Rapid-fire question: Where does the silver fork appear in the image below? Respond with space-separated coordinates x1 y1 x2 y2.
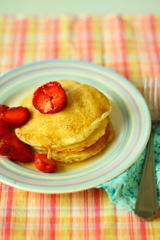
134 76 160 220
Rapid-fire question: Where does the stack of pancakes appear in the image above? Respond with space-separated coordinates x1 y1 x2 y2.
15 80 114 163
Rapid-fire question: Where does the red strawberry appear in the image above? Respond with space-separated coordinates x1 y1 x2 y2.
3 106 31 128
3 132 34 163
32 81 67 114
0 137 9 156
0 119 10 139
34 153 57 173
0 104 9 119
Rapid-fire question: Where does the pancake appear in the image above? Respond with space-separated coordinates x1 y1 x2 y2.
34 122 114 163
15 80 112 148
15 80 114 163
42 117 109 153
33 117 109 154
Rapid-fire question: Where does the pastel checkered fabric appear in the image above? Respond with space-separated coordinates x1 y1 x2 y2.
0 15 160 240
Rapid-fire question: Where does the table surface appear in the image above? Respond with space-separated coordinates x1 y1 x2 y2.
0 14 160 240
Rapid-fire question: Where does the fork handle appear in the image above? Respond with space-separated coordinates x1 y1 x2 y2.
134 128 158 220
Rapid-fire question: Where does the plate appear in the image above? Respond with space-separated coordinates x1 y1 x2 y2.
0 60 150 193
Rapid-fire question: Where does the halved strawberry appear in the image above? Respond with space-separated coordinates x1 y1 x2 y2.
34 153 57 173
32 81 67 114
0 104 9 119
3 132 34 163
0 119 10 139
3 106 31 128
0 137 9 156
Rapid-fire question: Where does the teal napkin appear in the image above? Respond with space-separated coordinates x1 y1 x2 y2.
97 126 160 211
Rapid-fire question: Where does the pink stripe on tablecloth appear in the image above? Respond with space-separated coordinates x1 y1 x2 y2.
94 190 101 239
39 194 44 240
107 16 121 73
113 206 118 238
150 16 160 60
18 18 27 65
77 18 85 61
4 187 14 240
117 17 130 79
84 191 89 239
69 193 73 240
76 17 93 62
9 17 17 69
128 212 135 240
148 15 160 76
50 194 57 239
85 17 93 62
52 18 60 59
24 192 29 240
140 219 147 240
142 16 156 77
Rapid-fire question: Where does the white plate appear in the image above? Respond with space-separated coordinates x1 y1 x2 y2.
0 60 150 193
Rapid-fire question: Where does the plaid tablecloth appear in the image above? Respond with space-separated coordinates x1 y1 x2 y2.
0 15 160 240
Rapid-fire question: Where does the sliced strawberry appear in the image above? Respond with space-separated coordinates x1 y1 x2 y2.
3 106 31 128
0 119 10 139
0 137 10 156
34 153 57 173
32 81 67 114
0 104 9 119
3 133 34 163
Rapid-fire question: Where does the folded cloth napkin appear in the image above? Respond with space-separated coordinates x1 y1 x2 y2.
97 126 160 211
